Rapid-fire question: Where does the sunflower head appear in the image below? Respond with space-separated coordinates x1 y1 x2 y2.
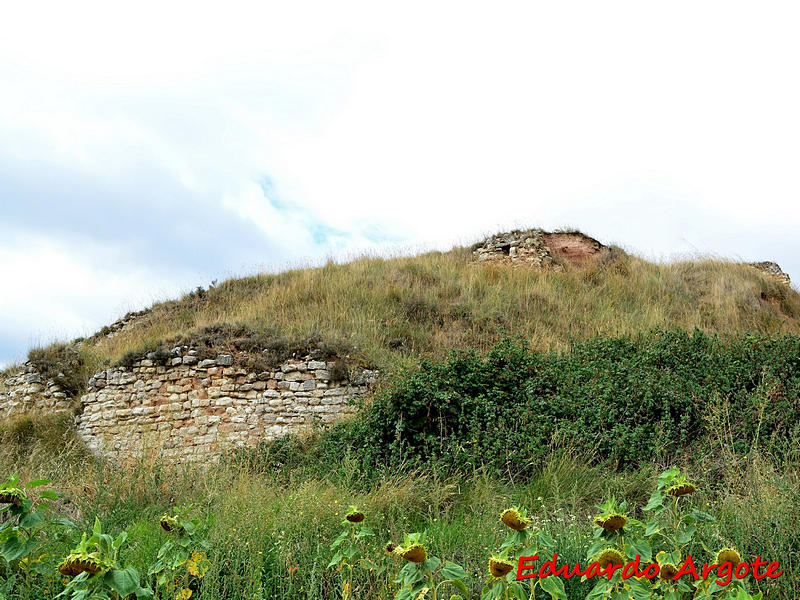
666 482 697 497
0 486 26 506
57 553 107 577
159 514 183 533
500 506 530 531
593 513 627 531
345 505 365 523
591 548 625 569
396 543 427 563
385 542 397 555
716 547 742 566
488 556 515 578
659 562 679 581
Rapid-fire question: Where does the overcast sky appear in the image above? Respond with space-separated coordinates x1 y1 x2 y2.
2 1 799 367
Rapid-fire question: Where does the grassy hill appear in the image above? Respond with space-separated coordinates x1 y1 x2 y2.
56 243 800 385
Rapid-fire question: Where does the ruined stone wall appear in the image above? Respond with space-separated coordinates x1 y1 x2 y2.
1 353 377 463
471 228 606 268
0 368 72 419
748 261 791 286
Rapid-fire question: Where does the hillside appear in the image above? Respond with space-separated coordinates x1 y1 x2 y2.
32 231 800 389
2 230 800 600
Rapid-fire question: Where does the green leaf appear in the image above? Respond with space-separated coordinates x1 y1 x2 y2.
424 556 441 573
326 552 343 568
624 539 652 563
707 580 729 596
657 467 680 489
445 579 470 597
675 525 696 545
539 575 567 599
481 583 503 600
395 585 415 600
39 490 59 501
24 479 50 489
628 576 652 600
105 567 140 597
19 512 43 529
330 530 348 549
586 579 613 600
537 530 556 550
688 509 715 523
1 536 37 561
508 582 528 600
644 519 661 536
643 490 664 511
441 561 467 580
665 590 682 600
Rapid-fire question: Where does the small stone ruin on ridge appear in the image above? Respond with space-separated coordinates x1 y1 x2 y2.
470 228 608 269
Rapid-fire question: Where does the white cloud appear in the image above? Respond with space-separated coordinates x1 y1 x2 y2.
1 1 799 363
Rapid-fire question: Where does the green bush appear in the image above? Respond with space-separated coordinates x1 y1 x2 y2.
302 330 800 478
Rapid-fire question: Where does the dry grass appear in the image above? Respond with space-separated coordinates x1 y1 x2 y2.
71 248 800 376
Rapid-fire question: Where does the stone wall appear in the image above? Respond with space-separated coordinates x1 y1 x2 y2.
1 352 377 464
0 368 72 419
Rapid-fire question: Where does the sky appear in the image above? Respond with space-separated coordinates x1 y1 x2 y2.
2 1 800 367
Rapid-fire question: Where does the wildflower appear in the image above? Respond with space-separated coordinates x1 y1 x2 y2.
500 506 530 531
666 482 697 497
177 589 192 600
716 548 742 566
591 548 625 569
488 556 515 578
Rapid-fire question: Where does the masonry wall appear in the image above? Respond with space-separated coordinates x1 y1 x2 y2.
0 369 72 419
1 352 377 464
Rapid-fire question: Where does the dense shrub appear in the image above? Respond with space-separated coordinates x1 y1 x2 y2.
306 330 800 477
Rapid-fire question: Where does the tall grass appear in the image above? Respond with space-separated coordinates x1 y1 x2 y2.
2 435 798 599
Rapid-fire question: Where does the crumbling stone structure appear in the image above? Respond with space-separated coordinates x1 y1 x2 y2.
748 261 791 285
471 228 606 268
1 350 376 463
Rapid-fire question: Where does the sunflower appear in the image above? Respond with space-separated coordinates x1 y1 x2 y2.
593 513 627 531
500 507 530 531
659 562 679 581
395 544 427 563
57 553 106 577
0 486 26 506
160 515 183 533
345 506 365 523
716 548 742 566
591 548 625 569
385 542 397 555
488 556 515 578
666 482 697 497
